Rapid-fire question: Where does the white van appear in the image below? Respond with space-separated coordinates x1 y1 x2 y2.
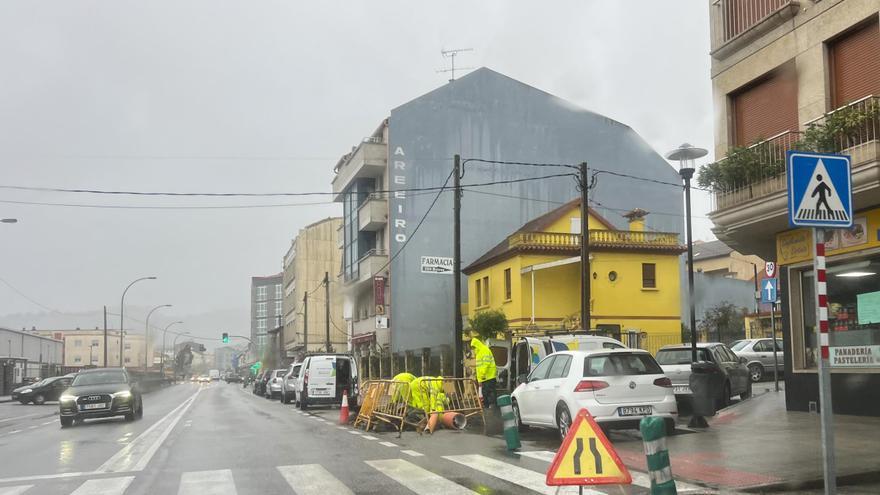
490 334 627 392
294 353 359 410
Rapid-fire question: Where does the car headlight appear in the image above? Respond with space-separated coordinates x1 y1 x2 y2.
112 391 132 399
22 388 33 394
59 395 77 402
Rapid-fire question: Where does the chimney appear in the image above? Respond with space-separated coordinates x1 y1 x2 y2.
623 208 649 232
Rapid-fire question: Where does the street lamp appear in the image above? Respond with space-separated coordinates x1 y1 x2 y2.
145 304 172 371
666 143 708 364
120 276 156 367
160 321 184 374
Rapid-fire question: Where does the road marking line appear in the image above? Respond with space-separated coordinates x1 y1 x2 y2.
27 425 38 429
0 472 93 484
97 388 201 473
517 450 556 462
362 435 378 440
41 421 55 426
178 469 236 495
366 459 477 495
7 430 20 434
400 450 423 457
336 426 347 430
444 454 594 495
379 441 397 447
0 485 34 495
0 414 40 423
70 475 135 495
277 464 353 495
347 430 362 435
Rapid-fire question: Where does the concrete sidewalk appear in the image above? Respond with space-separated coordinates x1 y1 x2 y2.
614 385 880 492
0 396 11 403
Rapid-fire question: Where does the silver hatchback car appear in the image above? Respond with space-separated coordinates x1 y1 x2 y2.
730 338 784 382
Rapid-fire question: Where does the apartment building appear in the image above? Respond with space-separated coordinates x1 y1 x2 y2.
332 67 686 377
250 273 283 356
706 1 879 415
282 217 344 360
31 328 145 368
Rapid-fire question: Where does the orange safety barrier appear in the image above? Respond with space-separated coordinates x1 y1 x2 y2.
353 380 379 430
413 377 486 434
365 380 414 437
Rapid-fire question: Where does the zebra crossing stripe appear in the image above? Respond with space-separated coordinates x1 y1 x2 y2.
366 459 477 495
277 465 353 495
0 486 33 495
444 454 601 495
70 476 135 495
178 470 236 495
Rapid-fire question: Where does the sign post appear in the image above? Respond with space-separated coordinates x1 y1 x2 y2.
760 276 780 392
787 151 853 495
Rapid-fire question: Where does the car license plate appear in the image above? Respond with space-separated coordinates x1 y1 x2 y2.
82 403 107 410
673 386 692 394
618 406 652 416
311 388 330 396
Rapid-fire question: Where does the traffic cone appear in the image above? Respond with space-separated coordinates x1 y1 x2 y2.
425 412 439 434
339 390 350 425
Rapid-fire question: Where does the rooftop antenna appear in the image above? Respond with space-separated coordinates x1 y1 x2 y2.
437 48 474 82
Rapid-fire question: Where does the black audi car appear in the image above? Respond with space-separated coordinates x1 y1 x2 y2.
59 368 143 427
11 374 76 404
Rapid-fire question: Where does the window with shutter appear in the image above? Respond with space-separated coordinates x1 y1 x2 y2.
731 63 798 146
830 18 880 108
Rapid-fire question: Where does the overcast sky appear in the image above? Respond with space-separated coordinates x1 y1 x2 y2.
0 1 715 342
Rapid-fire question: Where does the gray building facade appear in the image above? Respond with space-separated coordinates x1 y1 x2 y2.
1 327 64 394
388 68 684 353
250 273 283 356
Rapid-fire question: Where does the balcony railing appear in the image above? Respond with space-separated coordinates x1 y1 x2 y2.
716 0 796 45
803 96 880 154
508 230 680 250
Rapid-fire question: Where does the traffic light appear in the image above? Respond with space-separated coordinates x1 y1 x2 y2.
222 332 229 344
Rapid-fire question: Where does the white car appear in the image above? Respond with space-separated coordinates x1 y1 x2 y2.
511 349 677 440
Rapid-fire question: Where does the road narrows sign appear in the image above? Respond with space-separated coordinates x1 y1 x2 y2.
546 409 632 486
787 151 852 228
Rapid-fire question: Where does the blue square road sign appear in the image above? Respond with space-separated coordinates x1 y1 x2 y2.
761 278 778 304
787 151 852 228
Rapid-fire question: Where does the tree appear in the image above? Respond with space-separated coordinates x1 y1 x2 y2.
468 309 509 341
699 302 746 344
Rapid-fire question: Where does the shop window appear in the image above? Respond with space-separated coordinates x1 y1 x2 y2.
797 256 880 370
503 268 512 301
642 263 656 288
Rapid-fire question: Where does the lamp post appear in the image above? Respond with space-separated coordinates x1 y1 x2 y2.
119 276 156 367
145 304 172 371
666 143 708 363
160 321 184 374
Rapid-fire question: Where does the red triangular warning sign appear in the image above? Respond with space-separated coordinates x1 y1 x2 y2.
546 408 632 486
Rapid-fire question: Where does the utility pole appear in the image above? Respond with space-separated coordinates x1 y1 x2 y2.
579 162 591 332
453 154 463 377
324 272 331 352
103 306 108 368
302 291 308 353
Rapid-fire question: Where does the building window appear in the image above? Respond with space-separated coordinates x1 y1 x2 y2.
124 343 131 350
74 340 82 347
504 268 512 301
475 280 482 307
274 300 282 315
275 284 282 300
482 276 490 306
257 319 267 332
642 263 656 288
91 339 99 346
124 357 131 364
730 63 798 146
796 254 880 370
257 302 267 318
829 18 880 108
275 316 282 328
256 286 267 301
74 356 82 363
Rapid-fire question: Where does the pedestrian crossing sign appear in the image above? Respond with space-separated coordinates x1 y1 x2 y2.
546 408 632 486
787 151 852 228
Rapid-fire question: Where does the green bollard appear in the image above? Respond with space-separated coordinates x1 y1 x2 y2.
639 416 677 495
496 395 521 451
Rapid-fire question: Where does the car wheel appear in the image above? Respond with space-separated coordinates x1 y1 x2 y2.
60 416 74 428
32 394 45 405
136 399 144 419
740 382 752 400
716 382 731 410
19 399 29 405
748 364 764 383
125 411 135 421
511 399 528 432
556 403 573 442
299 393 308 410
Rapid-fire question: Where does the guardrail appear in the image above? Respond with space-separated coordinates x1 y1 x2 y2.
716 0 795 45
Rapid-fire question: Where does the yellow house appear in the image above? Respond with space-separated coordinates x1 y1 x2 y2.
463 199 685 353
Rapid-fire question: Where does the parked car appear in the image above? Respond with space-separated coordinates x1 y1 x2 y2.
224 373 241 383
511 349 677 440
294 353 359 410
730 338 784 382
281 363 302 404
12 374 76 404
198 375 211 383
253 372 271 396
58 368 143 427
265 369 287 399
655 343 751 409
490 334 628 392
